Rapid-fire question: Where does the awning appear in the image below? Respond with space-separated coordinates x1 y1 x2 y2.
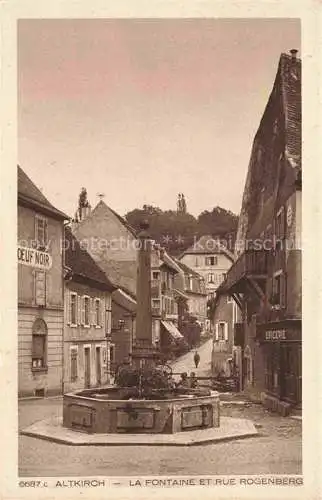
161 320 184 340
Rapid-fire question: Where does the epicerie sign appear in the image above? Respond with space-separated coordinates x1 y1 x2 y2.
17 246 52 270
265 329 286 341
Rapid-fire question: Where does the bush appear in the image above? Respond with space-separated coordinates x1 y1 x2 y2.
115 365 175 396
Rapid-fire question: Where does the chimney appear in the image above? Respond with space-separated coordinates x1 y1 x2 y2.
290 49 298 61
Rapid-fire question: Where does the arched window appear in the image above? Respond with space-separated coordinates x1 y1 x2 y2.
32 318 47 369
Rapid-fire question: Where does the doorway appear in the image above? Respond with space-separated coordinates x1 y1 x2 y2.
84 347 91 388
96 346 101 386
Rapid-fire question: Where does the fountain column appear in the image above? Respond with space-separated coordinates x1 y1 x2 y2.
132 220 159 368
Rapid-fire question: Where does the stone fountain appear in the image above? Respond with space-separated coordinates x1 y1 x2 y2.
63 221 220 434
22 222 257 445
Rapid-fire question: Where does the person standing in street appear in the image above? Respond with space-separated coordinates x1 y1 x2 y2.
194 350 200 368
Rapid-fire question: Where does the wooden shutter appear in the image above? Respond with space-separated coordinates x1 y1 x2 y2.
90 298 95 326
76 295 81 326
280 273 286 308
80 296 85 325
35 271 46 306
66 290 70 325
44 219 48 247
224 323 229 341
101 299 104 329
281 207 285 239
70 348 78 381
215 323 219 341
34 217 38 244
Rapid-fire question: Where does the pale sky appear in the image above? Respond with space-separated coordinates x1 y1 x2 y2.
18 18 300 219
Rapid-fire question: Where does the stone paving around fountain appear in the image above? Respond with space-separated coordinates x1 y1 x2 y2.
21 415 258 446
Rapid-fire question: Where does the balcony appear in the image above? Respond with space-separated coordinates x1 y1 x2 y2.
221 250 268 294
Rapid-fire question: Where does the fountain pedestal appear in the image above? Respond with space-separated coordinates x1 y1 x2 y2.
132 221 160 368
63 389 220 434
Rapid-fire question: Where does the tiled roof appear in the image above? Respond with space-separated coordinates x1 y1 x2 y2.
180 235 234 261
112 288 137 312
280 53 301 169
18 165 68 220
77 200 137 237
173 258 202 278
160 251 182 273
256 52 301 170
64 226 116 290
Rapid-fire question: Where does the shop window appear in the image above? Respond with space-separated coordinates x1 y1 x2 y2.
31 318 47 370
34 271 46 306
70 347 78 382
35 215 48 250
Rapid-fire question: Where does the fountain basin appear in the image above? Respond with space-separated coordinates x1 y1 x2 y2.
63 388 220 434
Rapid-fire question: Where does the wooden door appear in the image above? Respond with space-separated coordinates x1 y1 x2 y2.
96 347 101 386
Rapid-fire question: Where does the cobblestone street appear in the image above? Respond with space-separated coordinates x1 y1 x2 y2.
19 398 302 477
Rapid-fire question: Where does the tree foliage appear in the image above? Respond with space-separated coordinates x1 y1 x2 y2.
125 204 238 255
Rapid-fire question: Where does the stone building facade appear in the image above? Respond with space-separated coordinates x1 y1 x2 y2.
71 200 138 295
179 235 234 301
18 166 68 397
173 259 207 330
150 247 184 357
111 287 137 370
218 51 301 413
63 227 116 393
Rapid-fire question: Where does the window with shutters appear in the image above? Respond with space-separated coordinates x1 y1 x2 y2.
35 215 48 250
208 273 215 284
34 271 46 306
205 256 217 266
31 318 47 370
70 347 78 381
218 322 226 341
271 272 285 308
70 293 77 326
272 274 281 306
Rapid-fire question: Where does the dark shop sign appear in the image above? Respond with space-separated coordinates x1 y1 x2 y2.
257 323 301 342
